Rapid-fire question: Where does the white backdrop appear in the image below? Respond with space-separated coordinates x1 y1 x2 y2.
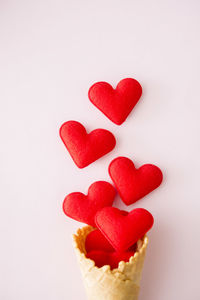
1 1 200 299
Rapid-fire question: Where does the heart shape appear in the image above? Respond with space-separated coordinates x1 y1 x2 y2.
109 157 163 205
85 229 114 253
95 207 154 251
60 121 116 168
88 78 142 125
86 249 135 270
85 229 137 253
63 181 116 227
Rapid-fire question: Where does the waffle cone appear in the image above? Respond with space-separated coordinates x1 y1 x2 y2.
73 226 148 300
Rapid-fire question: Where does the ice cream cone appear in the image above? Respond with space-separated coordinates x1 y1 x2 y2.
73 226 148 300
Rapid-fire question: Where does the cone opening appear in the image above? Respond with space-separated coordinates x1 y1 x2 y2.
73 225 148 273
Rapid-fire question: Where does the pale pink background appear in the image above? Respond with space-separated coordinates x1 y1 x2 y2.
0 0 200 299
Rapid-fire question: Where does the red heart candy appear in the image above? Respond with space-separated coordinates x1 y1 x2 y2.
109 157 163 205
86 250 135 270
63 181 116 227
85 229 115 253
88 78 142 125
95 207 154 252
60 121 116 168
85 229 137 253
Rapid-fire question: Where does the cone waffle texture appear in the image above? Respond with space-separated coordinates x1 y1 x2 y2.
73 226 148 300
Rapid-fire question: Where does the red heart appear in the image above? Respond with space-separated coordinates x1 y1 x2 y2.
86 250 135 270
85 229 137 253
85 229 114 252
95 207 154 252
59 121 116 168
63 181 116 227
88 78 142 125
109 157 163 205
